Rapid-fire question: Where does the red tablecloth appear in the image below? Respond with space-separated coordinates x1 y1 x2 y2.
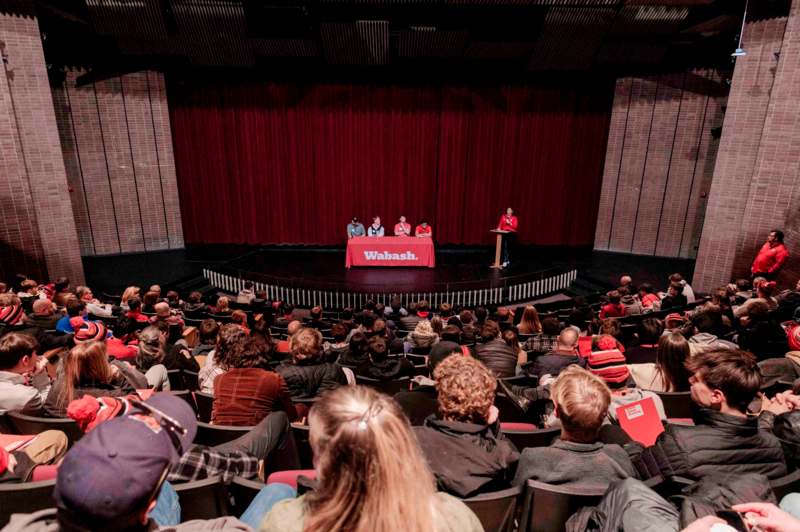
345 237 435 268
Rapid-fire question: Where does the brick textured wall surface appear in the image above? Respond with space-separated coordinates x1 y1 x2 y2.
594 72 725 259
53 69 184 256
694 13 799 292
0 8 84 284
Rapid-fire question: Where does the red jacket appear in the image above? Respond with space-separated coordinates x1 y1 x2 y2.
752 242 789 274
415 225 432 237
497 215 518 232
600 303 625 319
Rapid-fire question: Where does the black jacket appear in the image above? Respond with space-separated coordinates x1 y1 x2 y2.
394 385 439 426
738 320 789 361
276 360 347 399
647 409 787 480
355 358 415 381
475 338 518 378
414 416 519 497
525 350 585 378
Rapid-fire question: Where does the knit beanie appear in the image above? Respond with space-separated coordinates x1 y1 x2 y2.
70 317 107 343
587 348 630 388
0 305 24 326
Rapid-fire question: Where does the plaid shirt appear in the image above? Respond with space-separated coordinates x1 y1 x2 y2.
168 445 259 484
523 334 558 353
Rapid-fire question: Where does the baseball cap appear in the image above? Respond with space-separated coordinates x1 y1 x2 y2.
55 394 197 523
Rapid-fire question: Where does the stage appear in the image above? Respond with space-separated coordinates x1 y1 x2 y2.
83 244 695 307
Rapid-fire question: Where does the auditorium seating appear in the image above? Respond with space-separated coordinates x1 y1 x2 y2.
463 485 522 532
355 376 411 395
7 412 83 447
194 422 252 446
174 476 230 521
0 479 56 526
194 391 215 422
517 479 606 532
500 425 560 450
653 391 694 420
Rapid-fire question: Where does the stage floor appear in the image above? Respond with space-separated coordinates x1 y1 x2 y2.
84 244 695 299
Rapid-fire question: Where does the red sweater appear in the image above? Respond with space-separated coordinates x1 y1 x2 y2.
497 215 518 232
600 303 625 319
752 242 789 274
212 368 298 426
415 225 432 237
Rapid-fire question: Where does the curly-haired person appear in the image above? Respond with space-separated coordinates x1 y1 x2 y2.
413 355 519 497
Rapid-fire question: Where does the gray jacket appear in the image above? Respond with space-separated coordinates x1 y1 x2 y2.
0 370 49 416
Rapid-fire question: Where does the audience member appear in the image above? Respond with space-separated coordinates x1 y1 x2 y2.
638 283 660 310
192 318 219 360
624 318 663 364
513 366 637 489
600 291 625 319
475 320 517 378
141 290 159 314
276 327 347 400
406 319 439 353
125 297 150 323
25 299 60 331
525 328 585 378
213 334 297 426
415 355 518 497
231 309 250 334
55 298 84 333
688 312 737 356
199 323 244 395
135 326 170 391
275 320 302 356
356 337 414 381
119 285 140 311
0 333 52 415
618 286 643 316
183 291 207 318
643 349 786 480
523 316 560 353
660 282 688 310
45 341 148 417
517 305 542 335
307 306 331 331
322 323 349 362
629 332 691 392
237 280 256 305
670 273 695 303
260 385 483 532
735 280 779 318
738 299 789 360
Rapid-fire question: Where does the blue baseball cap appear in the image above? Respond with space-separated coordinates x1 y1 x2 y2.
54 394 197 522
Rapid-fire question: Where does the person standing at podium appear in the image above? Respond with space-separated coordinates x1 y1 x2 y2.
367 216 385 237
394 215 411 236
497 207 518 268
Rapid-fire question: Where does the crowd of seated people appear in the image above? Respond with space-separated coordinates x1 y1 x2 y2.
4 267 800 531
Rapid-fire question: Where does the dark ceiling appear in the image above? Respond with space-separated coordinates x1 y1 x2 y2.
2 0 792 83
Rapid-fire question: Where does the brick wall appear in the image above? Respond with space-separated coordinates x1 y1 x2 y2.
52 69 184 256
693 11 800 292
0 7 84 284
593 71 725 259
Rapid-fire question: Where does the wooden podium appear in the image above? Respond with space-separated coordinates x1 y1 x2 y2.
491 229 509 269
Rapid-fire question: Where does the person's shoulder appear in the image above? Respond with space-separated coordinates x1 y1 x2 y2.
259 496 306 532
433 492 484 532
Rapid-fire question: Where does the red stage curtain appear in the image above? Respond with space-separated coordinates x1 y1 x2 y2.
169 81 613 246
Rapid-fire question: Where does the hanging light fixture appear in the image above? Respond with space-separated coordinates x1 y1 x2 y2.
732 0 749 57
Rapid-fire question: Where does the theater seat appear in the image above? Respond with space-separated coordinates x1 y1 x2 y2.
173 476 229 521
518 479 605 532
266 469 317 489
500 425 560 450
0 479 56 527
7 412 83 447
462 485 522 532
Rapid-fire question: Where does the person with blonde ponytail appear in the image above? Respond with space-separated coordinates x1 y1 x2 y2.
259 385 483 532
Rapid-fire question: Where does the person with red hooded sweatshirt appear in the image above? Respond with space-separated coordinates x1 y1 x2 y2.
752 230 789 280
497 207 518 268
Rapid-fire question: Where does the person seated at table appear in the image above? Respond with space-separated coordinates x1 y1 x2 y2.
367 216 384 237
394 215 411 236
346 216 365 239
416 220 433 238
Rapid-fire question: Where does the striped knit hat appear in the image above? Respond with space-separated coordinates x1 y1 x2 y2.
587 348 630 388
70 317 107 343
0 305 24 326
